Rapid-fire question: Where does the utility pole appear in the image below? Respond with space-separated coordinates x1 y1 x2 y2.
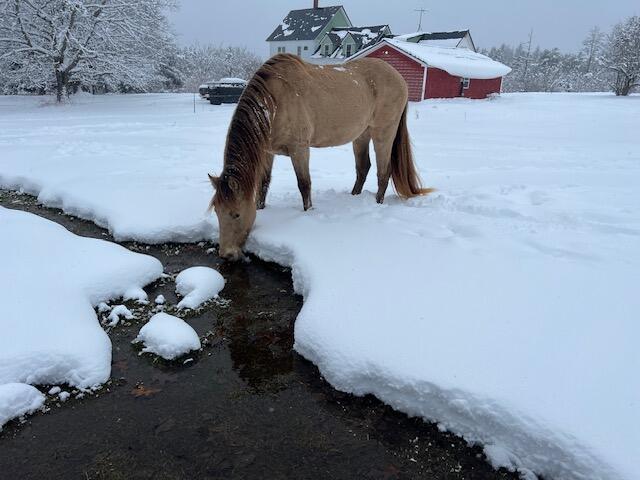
414 8 428 32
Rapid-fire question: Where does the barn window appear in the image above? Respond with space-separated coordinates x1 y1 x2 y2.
297 46 302 56
462 78 470 89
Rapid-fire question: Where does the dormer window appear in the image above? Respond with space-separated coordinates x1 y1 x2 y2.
346 44 352 57
324 45 329 56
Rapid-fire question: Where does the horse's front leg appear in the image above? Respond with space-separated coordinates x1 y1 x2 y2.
256 152 274 210
290 146 312 211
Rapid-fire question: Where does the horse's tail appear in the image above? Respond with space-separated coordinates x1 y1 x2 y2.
391 104 435 198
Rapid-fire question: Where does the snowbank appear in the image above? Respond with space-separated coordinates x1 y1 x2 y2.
175 266 225 309
0 383 45 431
0 93 638 479
133 313 201 360
0 207 163 392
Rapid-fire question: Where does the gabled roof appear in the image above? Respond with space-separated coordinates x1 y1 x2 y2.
394 30 475 51
314 25 390 59
266 6 345 42
395 30 469 42
332 25 389 49
348 38 511 79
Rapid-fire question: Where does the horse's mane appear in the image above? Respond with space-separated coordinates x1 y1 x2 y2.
216 54 307 204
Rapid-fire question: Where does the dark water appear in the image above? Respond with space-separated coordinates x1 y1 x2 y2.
0 190 520 480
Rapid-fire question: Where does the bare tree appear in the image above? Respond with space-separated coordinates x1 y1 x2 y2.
0 0 176 101
606 16 640 96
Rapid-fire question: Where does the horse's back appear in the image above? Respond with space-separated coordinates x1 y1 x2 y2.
264 54 407 148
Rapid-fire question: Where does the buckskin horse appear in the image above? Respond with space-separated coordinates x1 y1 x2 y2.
208 53 433 260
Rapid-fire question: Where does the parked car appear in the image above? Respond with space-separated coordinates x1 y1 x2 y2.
198 81 216 99
207 78 248 105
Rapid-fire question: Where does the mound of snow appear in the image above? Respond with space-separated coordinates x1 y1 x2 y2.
0 383 45 430
106 305 134 327
0 207 163 394
175 266 225 309
133 313 201 360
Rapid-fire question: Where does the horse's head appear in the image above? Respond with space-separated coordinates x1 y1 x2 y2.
208 173 256 261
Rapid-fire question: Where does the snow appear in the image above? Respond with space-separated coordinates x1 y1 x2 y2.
418 38 461 48
378 38 511 79
218 77 247 84
133 313 201 360
1 92 639 480
106 305 134 327
0 206 163 397
0 383 45 431
175 266 225 309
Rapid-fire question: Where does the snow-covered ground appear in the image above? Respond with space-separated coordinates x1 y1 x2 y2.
0 93 638 480
0 206 162 428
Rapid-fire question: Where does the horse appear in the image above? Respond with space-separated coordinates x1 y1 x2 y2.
208 53 433 261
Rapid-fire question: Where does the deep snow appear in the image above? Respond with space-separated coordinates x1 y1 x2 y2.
0 93 638 480
0 206 163 425
133 312 201 360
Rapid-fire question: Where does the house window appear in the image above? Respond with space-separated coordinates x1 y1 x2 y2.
324 45 329 56
277 46 286 53
462 78 470 89
346 44 352 57
304 46 308 50
297 46 302 56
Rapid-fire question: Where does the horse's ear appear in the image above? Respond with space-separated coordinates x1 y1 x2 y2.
228 177 241 193
208 174 220 190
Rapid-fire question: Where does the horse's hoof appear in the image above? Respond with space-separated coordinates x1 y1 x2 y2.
376 196 385 204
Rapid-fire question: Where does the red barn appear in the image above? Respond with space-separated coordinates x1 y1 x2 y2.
348 32 511 101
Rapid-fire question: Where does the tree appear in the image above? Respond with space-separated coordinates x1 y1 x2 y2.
180 44 262 92
606 16 640 96
0 0 176 101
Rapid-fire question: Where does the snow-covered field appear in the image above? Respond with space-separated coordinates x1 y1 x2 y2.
0 92 638 480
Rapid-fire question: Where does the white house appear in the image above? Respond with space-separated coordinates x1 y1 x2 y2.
266 2 391 64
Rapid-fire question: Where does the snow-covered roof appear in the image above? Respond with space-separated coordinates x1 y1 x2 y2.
355 38 511 79
218 77 247 85
396 30 468 42
266 6 344 42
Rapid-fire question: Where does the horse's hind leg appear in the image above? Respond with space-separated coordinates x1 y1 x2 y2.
290 146 312 211
351 129 371 195
257 152 274 210
371 127 395 204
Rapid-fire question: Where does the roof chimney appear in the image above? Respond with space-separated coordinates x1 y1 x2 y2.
313 0 319 8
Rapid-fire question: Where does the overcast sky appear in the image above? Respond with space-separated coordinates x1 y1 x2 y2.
169 1 639 56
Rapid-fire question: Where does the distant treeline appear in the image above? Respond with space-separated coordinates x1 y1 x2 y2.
481 16 640 95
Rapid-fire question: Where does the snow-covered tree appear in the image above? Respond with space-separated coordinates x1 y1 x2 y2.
606 16 640 96
180 44 262 92
0 0 176 101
